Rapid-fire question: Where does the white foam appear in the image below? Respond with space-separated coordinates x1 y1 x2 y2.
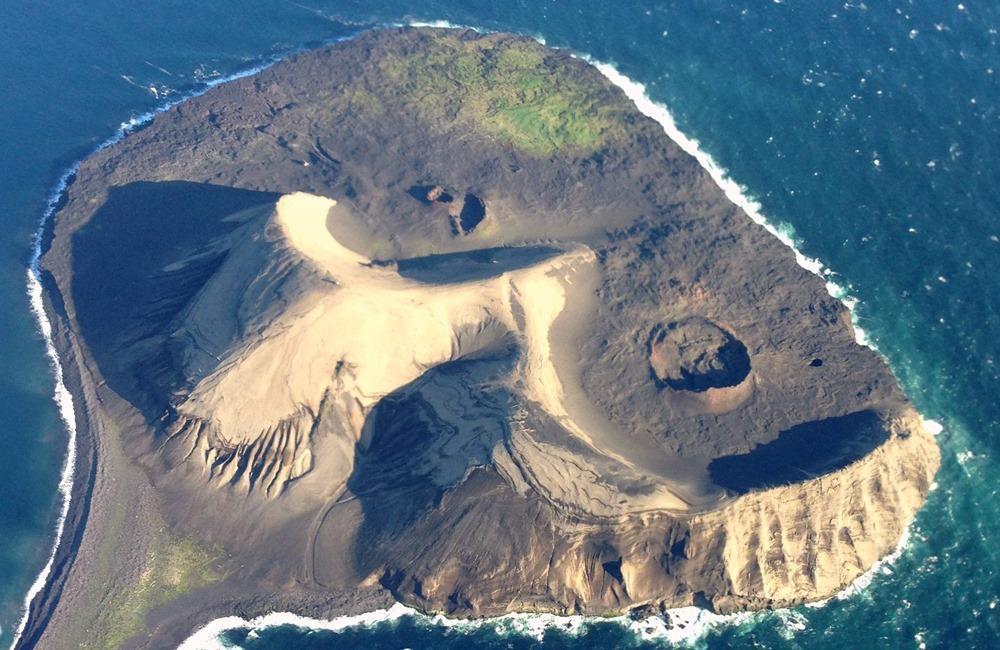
407 19 548 45
956 450 977 465
178 603 414 649
585 59 890 355
178 600 763 650
408 19 464 29
922 419 944 436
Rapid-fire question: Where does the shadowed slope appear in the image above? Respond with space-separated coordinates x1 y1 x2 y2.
71 181 280 416
708 410 889 493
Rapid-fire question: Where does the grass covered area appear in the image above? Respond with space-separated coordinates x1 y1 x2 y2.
82 533 223 649
377 34 627 155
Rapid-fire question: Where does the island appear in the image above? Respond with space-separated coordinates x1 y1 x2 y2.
23 27 940 648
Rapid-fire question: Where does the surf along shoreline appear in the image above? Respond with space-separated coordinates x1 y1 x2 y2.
14 21 942 649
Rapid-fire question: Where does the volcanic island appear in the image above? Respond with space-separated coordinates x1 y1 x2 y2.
23 27 940 648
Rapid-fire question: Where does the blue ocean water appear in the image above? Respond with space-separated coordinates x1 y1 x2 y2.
0 1 997 647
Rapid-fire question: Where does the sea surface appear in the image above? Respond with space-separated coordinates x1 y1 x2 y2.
0 1 997 648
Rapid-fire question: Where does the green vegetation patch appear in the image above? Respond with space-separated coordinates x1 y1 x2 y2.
376 34 628 155
84 535 224 649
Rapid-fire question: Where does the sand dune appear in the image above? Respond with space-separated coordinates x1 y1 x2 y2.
167 192 707 512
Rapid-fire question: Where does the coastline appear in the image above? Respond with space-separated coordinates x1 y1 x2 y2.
12 160 84 650
14 270 98 649
15 22 943 649
179 526 918 648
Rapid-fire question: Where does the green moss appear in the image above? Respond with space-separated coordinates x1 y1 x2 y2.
373 35 626 155
346 88 380 113
83 535 224 649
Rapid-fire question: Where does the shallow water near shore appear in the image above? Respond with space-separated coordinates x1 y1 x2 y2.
1 1 998 648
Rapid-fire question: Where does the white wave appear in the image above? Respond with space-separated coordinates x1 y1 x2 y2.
178 604 413 649
178 600 763 650
408 19 464 29
179 524 920 649
923 419 944 436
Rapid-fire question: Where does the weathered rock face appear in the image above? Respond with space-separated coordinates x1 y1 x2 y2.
366 411 937 616
41 26 939 627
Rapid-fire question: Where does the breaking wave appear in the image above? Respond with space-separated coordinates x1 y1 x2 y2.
179 602 763 649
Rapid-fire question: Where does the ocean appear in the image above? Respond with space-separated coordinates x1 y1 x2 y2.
0 1 997 647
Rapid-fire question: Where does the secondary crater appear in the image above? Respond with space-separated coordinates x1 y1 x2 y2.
649 317 751 392
456 192 486 235
406 184 488 236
